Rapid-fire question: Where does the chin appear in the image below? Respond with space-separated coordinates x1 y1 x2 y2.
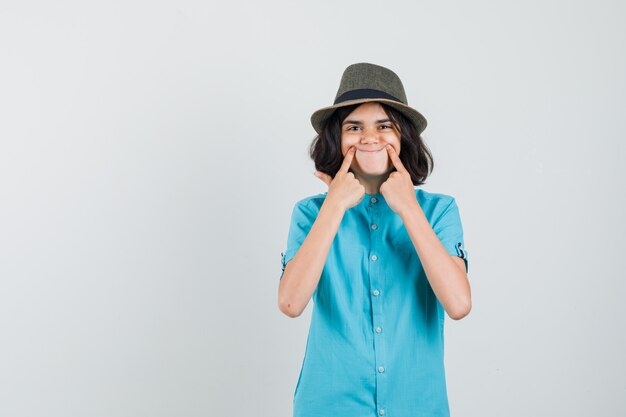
355 164 390 177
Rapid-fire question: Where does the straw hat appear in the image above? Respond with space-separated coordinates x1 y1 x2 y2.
310 62 428 135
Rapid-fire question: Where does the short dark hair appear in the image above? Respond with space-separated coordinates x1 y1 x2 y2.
309 102 434 186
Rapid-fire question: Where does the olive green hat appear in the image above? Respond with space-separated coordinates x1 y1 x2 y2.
310 62 428 135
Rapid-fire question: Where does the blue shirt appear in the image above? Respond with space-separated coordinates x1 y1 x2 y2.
280 188 469 417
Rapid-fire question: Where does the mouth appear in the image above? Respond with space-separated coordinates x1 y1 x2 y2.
357 148 384 154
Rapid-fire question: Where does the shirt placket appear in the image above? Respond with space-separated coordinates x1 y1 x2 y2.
368 196 388 416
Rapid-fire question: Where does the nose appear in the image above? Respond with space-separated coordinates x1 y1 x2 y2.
360 126 379 143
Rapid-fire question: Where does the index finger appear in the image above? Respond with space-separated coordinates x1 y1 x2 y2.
385 144 408 174
338 146 356 173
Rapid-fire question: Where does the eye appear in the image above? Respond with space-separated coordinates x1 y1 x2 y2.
380 124 393 130
346 126 360 131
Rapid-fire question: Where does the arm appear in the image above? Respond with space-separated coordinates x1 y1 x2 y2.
278 147 364 318
399 203 472 320
278 199 345 318
380 144 471 320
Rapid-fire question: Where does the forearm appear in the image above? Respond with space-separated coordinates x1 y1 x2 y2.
278 199 345 318
399 202 471 320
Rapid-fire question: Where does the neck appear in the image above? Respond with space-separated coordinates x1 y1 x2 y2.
353 170 391 194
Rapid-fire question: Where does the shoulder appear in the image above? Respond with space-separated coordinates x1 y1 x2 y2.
414 188 459 222
289 192 327 221
415 188 456 207
294 192 327 212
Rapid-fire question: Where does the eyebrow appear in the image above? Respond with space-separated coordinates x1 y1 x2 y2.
342 118 392 125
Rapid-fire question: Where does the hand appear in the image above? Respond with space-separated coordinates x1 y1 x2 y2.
380 144 419 215
314 146 365 212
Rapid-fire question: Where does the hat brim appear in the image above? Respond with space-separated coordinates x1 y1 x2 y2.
310 98 427 135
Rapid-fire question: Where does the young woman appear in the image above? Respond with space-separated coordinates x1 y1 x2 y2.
278 62 471 417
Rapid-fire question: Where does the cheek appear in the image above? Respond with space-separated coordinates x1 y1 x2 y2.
388 142 400 155
392 138 401 155
384 133 400 148
341 137 356 154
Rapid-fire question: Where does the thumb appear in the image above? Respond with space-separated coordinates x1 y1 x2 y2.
314 171 332 186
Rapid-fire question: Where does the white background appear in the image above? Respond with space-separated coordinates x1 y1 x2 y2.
1 0 625 416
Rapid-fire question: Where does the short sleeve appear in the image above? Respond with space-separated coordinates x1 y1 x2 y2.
433 197 469 273
279 200 319 280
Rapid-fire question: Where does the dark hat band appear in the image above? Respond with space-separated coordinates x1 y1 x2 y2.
333 88 403 105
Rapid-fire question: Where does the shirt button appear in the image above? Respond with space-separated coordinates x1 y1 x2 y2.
371 223 378 230
373 289 380 296
371 197 377 203
375 326 382 333
371 255 378 261
379 409 385 416
378 366 385 373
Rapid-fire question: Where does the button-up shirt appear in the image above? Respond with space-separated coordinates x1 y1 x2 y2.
280 188 469 417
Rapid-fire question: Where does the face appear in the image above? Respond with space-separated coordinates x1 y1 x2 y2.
340 101 401 177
